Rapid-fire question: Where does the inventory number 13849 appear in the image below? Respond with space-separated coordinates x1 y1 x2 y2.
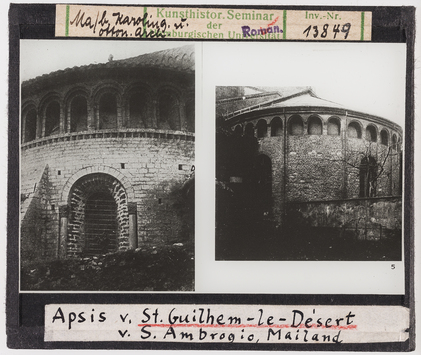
303 23 351 39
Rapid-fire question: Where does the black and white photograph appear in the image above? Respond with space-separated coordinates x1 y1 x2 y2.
19 41 195 291
215 85 403 261
198 41 406 295
4 2 417 352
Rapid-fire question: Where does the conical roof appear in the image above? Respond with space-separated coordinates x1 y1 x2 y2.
22 45 195 88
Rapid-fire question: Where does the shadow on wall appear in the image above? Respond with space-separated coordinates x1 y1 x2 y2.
140 176 195 247
216 190 402 261
20 169 195 266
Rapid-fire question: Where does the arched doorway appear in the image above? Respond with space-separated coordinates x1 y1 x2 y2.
84 192 118 255
67 173 130 257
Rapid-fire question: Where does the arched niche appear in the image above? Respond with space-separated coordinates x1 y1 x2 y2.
127 88 151 129
70 96 88 133
99 92 118 129
270 117 283 137
158 91 180 130
45 101 60 137
327 117 340 136
244 123 254 137
380 129 389 146
23 107 37 142
347 121 362 139
366 124 378 142
308 115 322 135
256 119 268 138
288 115 304 136
234 125 243 136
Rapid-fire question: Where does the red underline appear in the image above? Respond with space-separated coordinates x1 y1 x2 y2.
138 323 357 330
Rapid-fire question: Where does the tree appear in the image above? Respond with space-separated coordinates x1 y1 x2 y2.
332 140 400 198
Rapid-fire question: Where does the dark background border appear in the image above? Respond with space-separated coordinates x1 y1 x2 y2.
7 3 415 351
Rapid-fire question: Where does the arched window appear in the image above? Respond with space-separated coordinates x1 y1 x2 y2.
158 92 180 130
347 121 362 139
270 117 283 137
234 125 243 135
256 119 267 138
185 100 195 132
380 129 389 146
327 117 340 136
128 91 149 128
245 123 254 137
308 115 322 135
70 96 88 133
45 101 60 137
366 125 377 142
288 115 304 135
99 93 117 129
24 108 37 142
359 156 377 197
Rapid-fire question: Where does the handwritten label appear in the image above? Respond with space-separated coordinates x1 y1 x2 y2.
55 5 372 41
45 304 408 343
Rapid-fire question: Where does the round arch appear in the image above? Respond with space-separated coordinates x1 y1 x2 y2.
124 84 153 129
21 102 38 143
307 115 323 135
327 116 341 136
288 115 304 135
256 119 268 138
270 116 283 137
347 120 362 139
66 172 130 256
157 87 181 131
380 129 389 146
65 89 90 133
366 124 378 142
61 165 135 205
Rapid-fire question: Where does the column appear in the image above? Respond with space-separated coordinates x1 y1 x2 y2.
117 95 123 129
58 205 69 258
59 101 65 134
128 202 138 249
66 102 72 132
87 100 96 131
151 99 158 128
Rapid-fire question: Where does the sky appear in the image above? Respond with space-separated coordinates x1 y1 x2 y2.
21 40 406 129
203 41 406 128
20 40 187 81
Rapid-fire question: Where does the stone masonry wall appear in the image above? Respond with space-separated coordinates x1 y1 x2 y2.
230 109 401 229
288 197 402 241
21 132 194 259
